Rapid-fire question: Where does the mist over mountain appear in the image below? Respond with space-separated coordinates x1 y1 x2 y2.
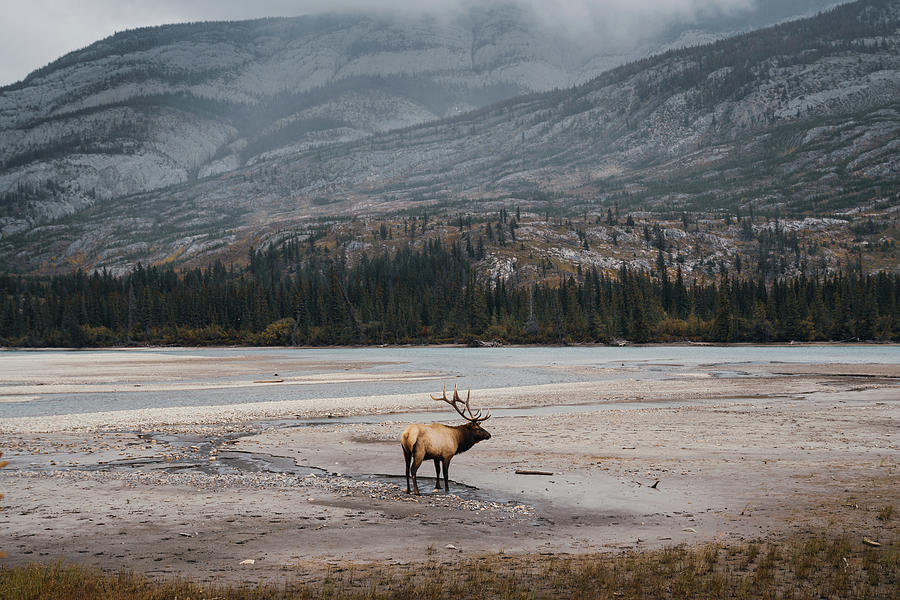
1 0 895 274
0 4 582 225
0 0 839 87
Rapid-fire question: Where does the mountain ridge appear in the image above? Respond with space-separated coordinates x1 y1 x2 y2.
2 0 897 274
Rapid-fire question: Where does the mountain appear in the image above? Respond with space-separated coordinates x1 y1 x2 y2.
0 2 839 240
2 0 894 274
0 5 585 229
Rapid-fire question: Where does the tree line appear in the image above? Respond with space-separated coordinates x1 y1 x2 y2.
0 238 897 347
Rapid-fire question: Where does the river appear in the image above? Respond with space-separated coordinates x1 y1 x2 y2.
1 344 896 419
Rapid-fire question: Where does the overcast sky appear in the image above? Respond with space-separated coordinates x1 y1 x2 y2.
0 0 759 87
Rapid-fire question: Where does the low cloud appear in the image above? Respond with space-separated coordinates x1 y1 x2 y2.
2 0 759 86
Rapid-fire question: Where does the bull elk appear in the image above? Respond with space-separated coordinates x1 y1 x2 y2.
401 385 491 495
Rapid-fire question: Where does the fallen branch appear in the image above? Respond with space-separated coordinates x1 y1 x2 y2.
515 469 554 476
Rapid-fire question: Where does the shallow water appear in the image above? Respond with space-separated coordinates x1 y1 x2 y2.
0 345 896 419
20 412 506 501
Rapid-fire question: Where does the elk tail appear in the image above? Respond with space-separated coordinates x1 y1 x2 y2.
401 425 418 455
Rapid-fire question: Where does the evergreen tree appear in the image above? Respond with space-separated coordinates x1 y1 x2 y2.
710 281 734 342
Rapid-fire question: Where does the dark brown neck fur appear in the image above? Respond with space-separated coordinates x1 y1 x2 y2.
453 423 480 454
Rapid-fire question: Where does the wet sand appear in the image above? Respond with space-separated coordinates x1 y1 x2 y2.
0 350 897 584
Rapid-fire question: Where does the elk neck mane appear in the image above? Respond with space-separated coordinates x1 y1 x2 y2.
451 423 479 454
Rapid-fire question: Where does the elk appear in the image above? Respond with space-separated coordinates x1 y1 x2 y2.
401 385 491 495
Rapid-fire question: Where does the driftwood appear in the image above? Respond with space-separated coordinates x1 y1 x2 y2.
474 339 502 347
515 469 554 476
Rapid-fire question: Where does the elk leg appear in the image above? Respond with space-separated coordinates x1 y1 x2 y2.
403 447 412 494
433 459 442 490
411 444 425 495
442 459 450 493
410 460 421 495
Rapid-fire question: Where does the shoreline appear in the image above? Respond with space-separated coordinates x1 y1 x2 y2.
3 340 899 352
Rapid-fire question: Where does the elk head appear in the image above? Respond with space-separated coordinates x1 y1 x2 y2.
431 384 491 441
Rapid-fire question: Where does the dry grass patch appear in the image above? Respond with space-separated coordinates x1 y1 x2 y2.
0 450 7 559
1 535 897 599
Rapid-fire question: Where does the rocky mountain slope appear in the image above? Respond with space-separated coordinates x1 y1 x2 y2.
2 0 895 274
0 5 582 228
0 1 838 240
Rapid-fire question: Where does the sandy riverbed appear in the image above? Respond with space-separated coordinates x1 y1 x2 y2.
0 350 897 584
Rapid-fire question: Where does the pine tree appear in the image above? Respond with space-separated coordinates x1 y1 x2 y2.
657 250 672 314
710 281 734 342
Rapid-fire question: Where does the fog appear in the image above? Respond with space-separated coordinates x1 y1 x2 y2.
1 0 831 86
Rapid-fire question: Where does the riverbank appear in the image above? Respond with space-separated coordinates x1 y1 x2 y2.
0 348 896 585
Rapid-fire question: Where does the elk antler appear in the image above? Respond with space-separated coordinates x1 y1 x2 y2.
431 384 490 423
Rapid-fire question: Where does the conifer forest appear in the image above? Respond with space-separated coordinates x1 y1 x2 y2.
1 236 897 347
